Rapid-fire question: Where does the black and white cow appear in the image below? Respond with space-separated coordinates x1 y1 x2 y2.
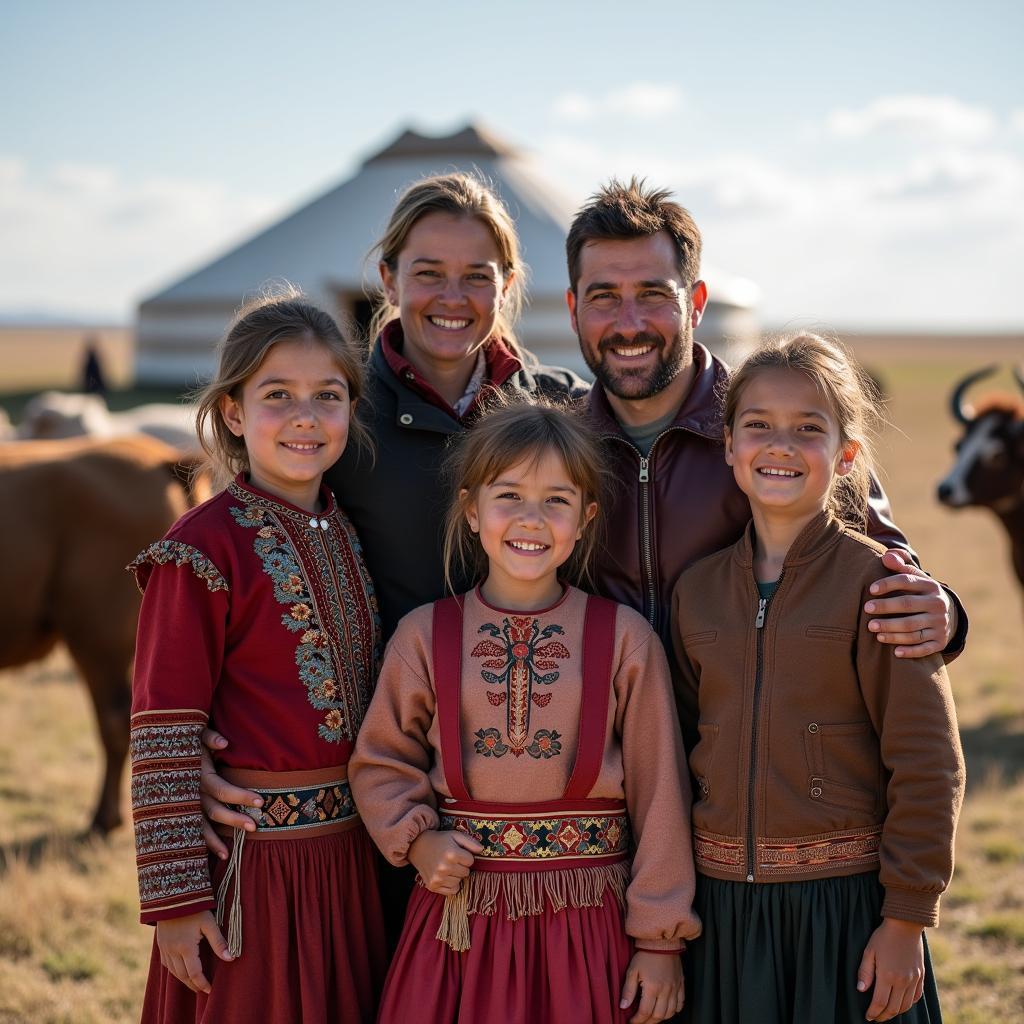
937 366 1024 588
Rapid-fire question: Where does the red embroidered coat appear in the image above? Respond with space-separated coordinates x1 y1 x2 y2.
128 475 380 924
350 586 701 949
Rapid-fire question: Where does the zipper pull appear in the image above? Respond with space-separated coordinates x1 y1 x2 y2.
638 457 649 483
755 597 767 629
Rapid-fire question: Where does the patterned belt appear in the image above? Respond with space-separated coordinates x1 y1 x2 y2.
217 765 359 841
215 765 358 957
439 797 630 872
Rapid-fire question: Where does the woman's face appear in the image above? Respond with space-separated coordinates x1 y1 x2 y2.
379 212 511 379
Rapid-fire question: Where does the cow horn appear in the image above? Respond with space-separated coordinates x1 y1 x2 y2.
950 365 997 424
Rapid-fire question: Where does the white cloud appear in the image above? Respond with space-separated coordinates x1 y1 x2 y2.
537 133 1024 329
826 95 997 144
552 82 683 122
1009 109 1024 134
0 158 278 320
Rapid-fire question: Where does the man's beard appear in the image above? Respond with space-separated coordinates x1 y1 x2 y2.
580 329 691 401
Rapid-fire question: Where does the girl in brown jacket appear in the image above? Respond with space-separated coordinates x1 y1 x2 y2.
351 401 701 1024
672 334 964 1024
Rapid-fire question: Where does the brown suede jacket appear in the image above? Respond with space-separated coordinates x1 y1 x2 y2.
671 511 965 927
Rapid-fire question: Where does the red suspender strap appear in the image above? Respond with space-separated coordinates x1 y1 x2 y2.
562 595 618 801
432 596 472 802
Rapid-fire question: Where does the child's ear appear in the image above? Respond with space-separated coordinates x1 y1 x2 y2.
576 500 598 539
462 488 479 533
220 393 245 438
724 425 735 466
835 440 860 476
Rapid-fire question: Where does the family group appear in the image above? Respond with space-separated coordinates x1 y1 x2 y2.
128 174 966 1024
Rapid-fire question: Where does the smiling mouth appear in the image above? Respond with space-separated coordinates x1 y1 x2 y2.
757 467 801 478
608 343 656 358
506 539 550 553
428 316 472 330
282 441 324 451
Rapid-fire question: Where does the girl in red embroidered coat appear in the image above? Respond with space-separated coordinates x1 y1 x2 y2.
129 292 387 1024
350 401 701 1024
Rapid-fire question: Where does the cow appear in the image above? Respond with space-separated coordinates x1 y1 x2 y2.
937 365 1024 589
16 390 201 451
0 436 209 832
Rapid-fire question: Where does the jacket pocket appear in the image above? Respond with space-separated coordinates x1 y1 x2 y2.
689 723 719 800
803 721 880 815
805 625 857 642
683 630 718 648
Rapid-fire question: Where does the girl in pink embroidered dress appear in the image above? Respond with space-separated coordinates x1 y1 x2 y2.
350 400 701 1024
129 291 386 1024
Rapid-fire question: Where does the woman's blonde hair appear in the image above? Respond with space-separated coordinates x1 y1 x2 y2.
723 333 883 529
195 287 370 487
368 172 529 358
441 398 606 594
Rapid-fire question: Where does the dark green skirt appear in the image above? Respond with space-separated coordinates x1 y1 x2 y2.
682 872 942 1024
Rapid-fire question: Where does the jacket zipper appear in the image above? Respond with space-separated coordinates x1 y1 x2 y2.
746 577 780 881
632 430 675 629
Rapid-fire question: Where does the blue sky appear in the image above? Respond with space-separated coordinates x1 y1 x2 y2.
3 0 1022 329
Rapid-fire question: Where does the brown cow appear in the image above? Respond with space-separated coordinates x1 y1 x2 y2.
0 435 209 832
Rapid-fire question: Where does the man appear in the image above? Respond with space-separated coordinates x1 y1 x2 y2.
565 178 963 657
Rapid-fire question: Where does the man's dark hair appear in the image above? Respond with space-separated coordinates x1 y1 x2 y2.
566 176 702 293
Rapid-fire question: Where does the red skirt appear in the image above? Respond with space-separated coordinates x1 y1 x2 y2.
378 880 634 1024
140 823 387 1024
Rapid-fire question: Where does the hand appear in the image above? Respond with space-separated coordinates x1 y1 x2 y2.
857 918 925 1021
620 950 685 1023
199 728 262 860
407 829 483 895
864 550 955 658
156 910 233 994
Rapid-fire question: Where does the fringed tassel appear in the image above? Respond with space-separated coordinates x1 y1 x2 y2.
434 880 471 952
435 860 631 952
214 827 246 958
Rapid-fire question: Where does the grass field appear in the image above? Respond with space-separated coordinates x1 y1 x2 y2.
0 334 1022 1022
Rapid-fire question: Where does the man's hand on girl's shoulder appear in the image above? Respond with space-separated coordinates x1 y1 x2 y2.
864 550 955 659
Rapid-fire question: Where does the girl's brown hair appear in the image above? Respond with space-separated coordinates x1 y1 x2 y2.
723 333 883 529
195 286 370 487
441 398 606 594
368 172 529 359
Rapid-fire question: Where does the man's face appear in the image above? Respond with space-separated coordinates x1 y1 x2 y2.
567 231 701 401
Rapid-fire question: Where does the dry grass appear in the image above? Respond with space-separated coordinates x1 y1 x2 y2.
1 334 1022 1021
0 327 134 393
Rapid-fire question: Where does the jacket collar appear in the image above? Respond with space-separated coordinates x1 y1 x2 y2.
733 509 847 570
377 319 523 421
585 342 728 441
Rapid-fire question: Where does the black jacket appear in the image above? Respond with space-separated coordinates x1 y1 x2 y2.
324 341 588 641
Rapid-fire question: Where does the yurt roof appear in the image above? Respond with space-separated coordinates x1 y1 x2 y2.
140 122 756 310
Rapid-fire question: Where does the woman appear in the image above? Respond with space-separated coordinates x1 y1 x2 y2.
328 172 588 639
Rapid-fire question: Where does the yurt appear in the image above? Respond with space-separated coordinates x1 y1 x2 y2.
135 123 758 384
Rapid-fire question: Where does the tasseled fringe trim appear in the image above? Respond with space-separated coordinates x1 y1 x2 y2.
215 827 246 958
435 860 631 952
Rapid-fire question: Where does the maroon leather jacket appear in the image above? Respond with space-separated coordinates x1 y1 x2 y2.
587 344 942 652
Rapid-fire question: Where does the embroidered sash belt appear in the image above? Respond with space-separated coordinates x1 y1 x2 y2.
215 765 358 957
439 796 630 873
217 765 359 840
434 796 632 951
